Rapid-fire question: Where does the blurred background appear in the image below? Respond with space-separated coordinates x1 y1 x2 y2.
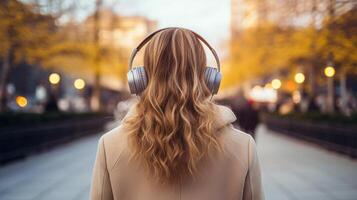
0 0 356 199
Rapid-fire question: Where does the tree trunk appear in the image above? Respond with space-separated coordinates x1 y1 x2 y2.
340 70 348 115
327 77 334 113
309 0 317 99
90 0 102 112
0 48 12 112
308 63 316 98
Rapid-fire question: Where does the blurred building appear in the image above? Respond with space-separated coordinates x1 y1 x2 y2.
80 9 157 93
83 9 157 52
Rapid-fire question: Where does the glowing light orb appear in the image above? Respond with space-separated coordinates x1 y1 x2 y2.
74 78 86 90
16 96 28 108
49 73 61 84
324 66 335 78
294 73 305 84
271 79 282 90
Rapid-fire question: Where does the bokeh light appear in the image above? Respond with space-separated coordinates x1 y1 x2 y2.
16 96 28 108
49 73 61 85
271 79 282 90
294 73 305 84
74 78 86 90
324 66 335 78
292 91 302 103
249 85 277 103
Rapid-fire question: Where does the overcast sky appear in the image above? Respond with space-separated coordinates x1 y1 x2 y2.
115 0 230 46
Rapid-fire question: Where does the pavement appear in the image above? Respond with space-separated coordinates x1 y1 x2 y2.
0 125 357 200
0 134 99 200
257 125 357 200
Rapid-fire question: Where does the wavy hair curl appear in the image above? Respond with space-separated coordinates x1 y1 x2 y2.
124 28 221 184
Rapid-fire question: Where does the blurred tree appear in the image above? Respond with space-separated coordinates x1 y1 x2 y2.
91 0 102 111
226 0 356 93
33 1 129 111
0 0 56 111
0 0 128 112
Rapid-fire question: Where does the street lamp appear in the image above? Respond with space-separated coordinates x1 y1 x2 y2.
324 66 335 78
294 72 305 110
49 73 61 85
271 79 281 90
294 73 305 84
74 78 86 90
324 65 335 113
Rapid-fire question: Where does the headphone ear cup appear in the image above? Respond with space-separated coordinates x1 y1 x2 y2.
127 69 137 94
204 67 221 94
212 70 221 94
204 67 213 90
127 67 148 94
137 67 148 93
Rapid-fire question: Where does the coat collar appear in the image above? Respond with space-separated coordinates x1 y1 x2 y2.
123 103 236 128
214 104 237 128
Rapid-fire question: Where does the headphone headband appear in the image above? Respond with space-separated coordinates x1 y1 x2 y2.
128 27 220 71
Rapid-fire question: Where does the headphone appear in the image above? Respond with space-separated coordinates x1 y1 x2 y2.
127 27 221 96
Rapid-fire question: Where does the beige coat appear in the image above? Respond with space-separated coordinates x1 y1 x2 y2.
90 104 264 200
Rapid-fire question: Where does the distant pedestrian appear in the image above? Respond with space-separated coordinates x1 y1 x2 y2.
231 95 259 139
45 92 58 112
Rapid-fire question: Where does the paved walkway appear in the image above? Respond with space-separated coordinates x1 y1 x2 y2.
0 135 99 200
256 125 357 200
0 125 357 200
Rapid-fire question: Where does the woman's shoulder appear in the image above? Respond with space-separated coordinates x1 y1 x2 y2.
219 125 256 164
221 125 253 147
97 125 131 170
212 103 254 144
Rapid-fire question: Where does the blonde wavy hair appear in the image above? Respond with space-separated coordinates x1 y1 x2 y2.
124 28 221 184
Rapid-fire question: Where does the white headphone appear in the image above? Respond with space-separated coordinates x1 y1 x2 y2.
127 27 221 95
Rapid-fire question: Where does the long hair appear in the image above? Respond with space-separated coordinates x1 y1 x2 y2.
123 28 221 184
